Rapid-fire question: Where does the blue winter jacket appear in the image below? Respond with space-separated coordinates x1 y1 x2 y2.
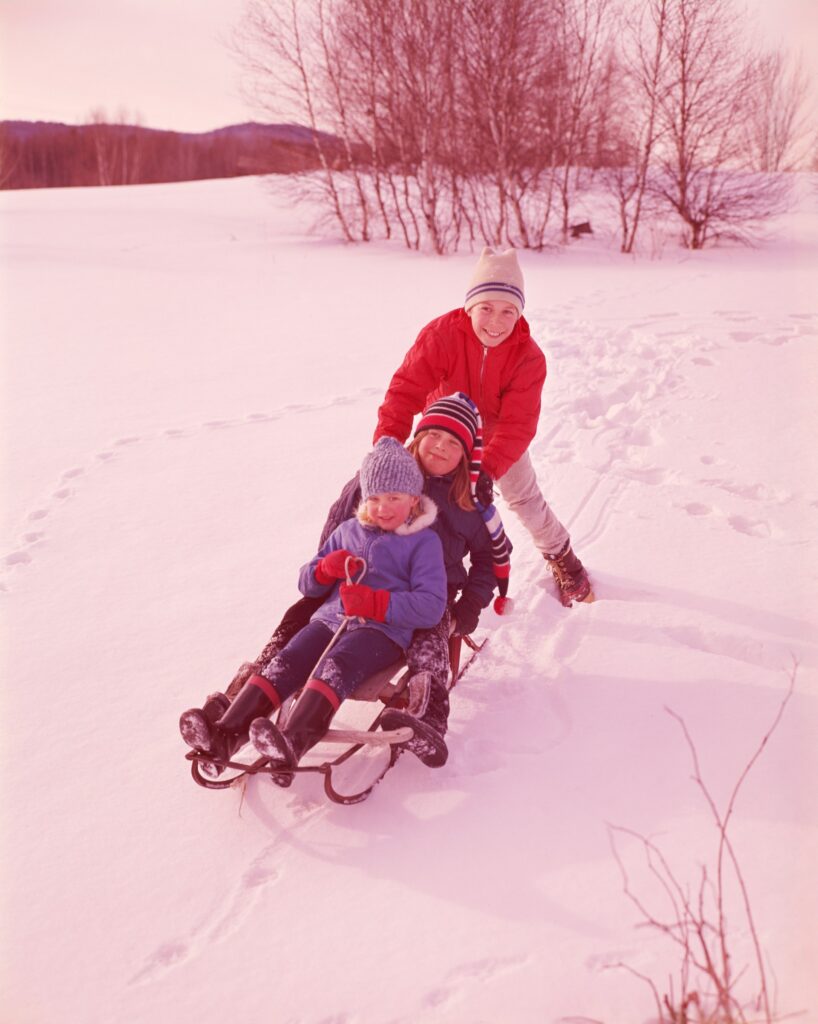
299 497 447 650
320 471 496 619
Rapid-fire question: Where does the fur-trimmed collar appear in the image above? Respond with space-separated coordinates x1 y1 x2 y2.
395 494 438 535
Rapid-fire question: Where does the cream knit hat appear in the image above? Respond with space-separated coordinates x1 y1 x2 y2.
464 247 525 315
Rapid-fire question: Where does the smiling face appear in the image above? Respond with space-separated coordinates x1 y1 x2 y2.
416 429 465 477
467 299 520 348
363 492 417 531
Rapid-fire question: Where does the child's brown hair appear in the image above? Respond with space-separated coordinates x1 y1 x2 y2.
408 435 475 512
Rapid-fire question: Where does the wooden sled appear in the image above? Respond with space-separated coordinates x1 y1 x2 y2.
186 634 485 804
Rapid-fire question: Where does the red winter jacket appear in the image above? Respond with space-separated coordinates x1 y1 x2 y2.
374 308 547 480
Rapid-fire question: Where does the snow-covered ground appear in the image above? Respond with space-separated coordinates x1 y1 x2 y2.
1 174 816 1024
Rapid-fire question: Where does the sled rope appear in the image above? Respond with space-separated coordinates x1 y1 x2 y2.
308 556 369 668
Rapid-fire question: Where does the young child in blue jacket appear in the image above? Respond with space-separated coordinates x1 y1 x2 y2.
180 437 447 780
315 392 508 763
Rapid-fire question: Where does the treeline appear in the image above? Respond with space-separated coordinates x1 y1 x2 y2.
0 120 343 190
235 0 813 252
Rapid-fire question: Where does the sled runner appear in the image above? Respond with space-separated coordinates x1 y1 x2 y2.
186 633 485 805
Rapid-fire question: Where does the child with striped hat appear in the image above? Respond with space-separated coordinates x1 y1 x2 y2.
408 391 512 614
375 246 593 608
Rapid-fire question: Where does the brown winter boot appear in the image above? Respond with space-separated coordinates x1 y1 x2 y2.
249 684 337 788
545 541 594 607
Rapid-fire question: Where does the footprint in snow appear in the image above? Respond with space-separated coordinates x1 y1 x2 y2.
4 386 386 592
681 502 713 517
205 848 283 943
714 310 753 321
129 939 191 985
453 736 504 776
5 550 32 567
727 514 771 539
622 465 669 486
705 477 791 504
419 955 530 1011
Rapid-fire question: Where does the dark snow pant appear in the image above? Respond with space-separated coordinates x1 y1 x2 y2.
226 597 452 737
405 608 452 737
226 595 321 699
259 620 403 706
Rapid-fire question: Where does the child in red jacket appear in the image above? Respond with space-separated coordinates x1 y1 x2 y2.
375 246 593 606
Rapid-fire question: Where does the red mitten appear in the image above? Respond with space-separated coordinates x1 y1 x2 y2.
315 549 362 585
340 583 390 622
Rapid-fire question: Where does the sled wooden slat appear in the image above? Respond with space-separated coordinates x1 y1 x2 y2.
322 725 413 747
349 661 409 703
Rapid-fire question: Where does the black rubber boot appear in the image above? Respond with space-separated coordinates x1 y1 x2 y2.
380 680 449 768
250 685 337 788
180 676 278 777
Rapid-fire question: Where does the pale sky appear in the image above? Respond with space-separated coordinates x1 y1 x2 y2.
1 0 817 133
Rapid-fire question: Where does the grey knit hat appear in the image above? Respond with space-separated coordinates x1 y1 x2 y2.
360 437 424 499
464 246 525 315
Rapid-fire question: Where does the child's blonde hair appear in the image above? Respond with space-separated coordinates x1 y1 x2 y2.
408 435 475 512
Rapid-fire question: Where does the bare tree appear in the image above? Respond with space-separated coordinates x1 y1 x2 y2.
551 0 617 241
650 0 791 249
602 0 670 253
456 0 558 249
235 0 361 241
0 126 18 189
233 0 793 253
743 49 811 172
87 107 145 186
607 663 798 1023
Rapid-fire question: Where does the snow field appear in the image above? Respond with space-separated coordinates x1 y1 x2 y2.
1 174 817 1023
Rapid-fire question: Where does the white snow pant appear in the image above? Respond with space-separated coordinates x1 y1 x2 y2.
496 450 570 557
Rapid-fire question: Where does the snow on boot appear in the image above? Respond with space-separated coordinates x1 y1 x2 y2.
380 679 449 768
179 694 227 755
181 675 279 778
544 541 594 607
250 684 337 788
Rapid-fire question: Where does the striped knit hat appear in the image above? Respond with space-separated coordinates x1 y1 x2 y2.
464 247 525 316
415 392 512 605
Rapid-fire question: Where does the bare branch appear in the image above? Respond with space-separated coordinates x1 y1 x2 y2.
607 659 800 1022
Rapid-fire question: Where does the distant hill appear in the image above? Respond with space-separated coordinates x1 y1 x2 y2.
0 120 344 190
